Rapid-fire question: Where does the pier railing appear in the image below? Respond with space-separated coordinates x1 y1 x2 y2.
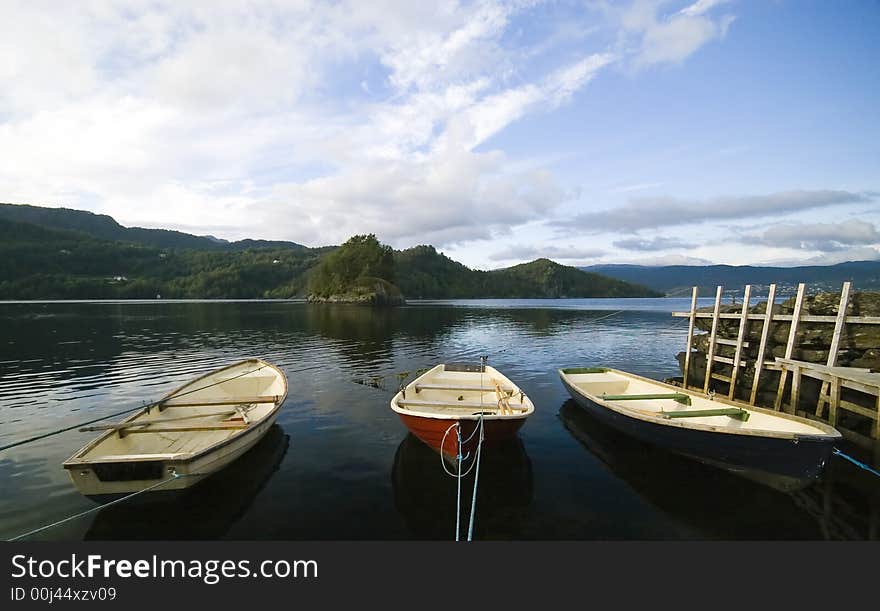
672 281 880 458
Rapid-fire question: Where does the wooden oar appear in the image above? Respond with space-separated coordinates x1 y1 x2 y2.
124 423 249 434
80 410 238 432
493 381 512 415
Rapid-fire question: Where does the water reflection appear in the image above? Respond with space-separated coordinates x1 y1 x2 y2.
558 401 830 539
391 434 533 540
2 300 877 540
84 425 289 540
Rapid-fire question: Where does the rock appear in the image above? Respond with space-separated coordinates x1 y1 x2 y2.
307 277 406 306
849 348 880 371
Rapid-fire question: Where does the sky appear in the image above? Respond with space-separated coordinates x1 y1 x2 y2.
1 0 878 269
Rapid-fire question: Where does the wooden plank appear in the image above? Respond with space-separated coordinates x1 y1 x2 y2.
713 356 746 366
817 281 852 418
125 423 249 434
875 395 880 441
661 407 749 421
774 283 805 411
838 400 879 420
601 393 691 405
397 399 527 412
728 284 752 400
160 395 278 408
774 358 873 378
415 383 514 393
789 365 802 415
710 373 732 383
716 338 750 347
682 286 698 390
80 410 238 432
703 285 724 394
829 377 841 426
750 283 777 405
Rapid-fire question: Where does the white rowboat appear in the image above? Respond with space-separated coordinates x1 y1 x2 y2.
63 358 288 498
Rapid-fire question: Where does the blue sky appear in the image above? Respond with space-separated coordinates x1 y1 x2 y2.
1 1 877 269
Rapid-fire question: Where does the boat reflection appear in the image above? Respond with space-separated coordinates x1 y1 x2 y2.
391 433 533 540
558 400 830 539
84 424 289 540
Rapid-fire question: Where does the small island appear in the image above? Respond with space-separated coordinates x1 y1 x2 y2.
306 235 406 305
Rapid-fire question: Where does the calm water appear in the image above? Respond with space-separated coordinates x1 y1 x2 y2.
0 299 877 541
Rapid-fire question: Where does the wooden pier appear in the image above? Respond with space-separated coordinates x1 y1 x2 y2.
673 281 880 462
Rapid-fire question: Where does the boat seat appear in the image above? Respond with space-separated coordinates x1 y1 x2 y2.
602 392 691 405
398 399 528 411
415 383 514 393
77 453 188 463
660 408 750 422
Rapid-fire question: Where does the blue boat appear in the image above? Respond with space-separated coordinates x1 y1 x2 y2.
558 367 841 491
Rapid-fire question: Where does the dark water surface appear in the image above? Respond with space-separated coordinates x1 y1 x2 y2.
0 299 876 540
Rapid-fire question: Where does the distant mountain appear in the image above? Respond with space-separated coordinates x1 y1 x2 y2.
0 203 306 251
397 246 660 298
582 262 880 296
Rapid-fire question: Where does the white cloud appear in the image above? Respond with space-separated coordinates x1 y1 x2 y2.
762 247 880 267
0 0 743 252
740 220 880 252
614 253 714 266
560 190 874 233
488 244 606 262
613 236 694 251
616 0 735 68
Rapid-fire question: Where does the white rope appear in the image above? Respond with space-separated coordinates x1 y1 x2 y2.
6 473 200 541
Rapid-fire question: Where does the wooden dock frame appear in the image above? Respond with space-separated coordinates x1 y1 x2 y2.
673 281 880 462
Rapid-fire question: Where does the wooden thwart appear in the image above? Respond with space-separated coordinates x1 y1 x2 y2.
415 383 514 393
80 409 238 432
124 423 249 434
661 407 750 422
602 392 691 405
159 395 278 409
398 399 527 412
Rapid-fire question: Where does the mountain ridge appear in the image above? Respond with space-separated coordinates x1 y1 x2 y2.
0 204 658 300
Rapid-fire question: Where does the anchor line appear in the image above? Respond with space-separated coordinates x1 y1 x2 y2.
0 364 269 453
6 473 203 541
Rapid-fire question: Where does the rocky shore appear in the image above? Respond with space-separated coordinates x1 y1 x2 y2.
307 277 406 306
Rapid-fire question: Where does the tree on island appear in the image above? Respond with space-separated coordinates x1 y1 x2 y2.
307 234 404 304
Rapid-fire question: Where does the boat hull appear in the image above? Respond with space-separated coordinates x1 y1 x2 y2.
560 377 836 490
397 413 527 458
66 411 281 498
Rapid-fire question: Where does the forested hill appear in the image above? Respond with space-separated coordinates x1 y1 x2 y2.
583 262 880 296
0 205 659 300
0 203 306 251
395 246 659 298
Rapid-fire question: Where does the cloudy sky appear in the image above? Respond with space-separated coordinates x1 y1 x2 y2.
1 0 878 269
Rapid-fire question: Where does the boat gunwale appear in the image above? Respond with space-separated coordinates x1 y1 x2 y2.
559 367 842 441
62 358 289 468
390 363 534 421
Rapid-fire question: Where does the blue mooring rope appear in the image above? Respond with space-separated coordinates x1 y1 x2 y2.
833 448 880 478
6 473 199 542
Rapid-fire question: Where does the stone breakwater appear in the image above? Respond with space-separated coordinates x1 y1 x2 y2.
676 291 880 435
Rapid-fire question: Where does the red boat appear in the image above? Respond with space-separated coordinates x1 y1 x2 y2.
390 363 535 458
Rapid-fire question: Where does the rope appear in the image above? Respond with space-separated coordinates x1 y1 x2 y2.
0 405 145 453
466 414 485 542
6 472 201 541
455 425 462 542
833 448 880 478
0 363 268 453
589 310 623 323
